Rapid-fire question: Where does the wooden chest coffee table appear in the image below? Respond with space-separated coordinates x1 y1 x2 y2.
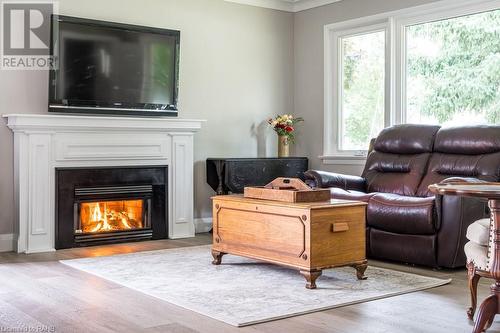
211 195 368 289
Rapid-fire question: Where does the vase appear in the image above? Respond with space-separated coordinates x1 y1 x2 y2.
278 135 290 157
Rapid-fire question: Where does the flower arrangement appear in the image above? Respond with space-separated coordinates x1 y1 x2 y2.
267 114 304 143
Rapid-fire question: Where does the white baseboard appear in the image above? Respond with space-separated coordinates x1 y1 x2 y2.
0 234 15 252
194 217 213 234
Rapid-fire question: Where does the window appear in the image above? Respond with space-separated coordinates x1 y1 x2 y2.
339 30 386 151
405 9 500 125
323 1 500 163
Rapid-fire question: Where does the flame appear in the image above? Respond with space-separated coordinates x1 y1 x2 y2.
121 216 132 229
101 203 113 231
91 202 102 221
90 222 102 233
80 200 143 234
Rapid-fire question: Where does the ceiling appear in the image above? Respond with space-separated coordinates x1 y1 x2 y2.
224 0 344 12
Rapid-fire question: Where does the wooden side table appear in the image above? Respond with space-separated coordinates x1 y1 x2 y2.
429 183 500 333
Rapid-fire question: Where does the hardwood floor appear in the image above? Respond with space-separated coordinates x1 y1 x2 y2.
0 234 498 333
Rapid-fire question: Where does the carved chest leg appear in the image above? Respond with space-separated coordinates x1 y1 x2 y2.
351 260 368 280
211 250 225 265
300 270 322 289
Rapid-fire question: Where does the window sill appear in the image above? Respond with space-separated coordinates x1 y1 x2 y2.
319 155 367 165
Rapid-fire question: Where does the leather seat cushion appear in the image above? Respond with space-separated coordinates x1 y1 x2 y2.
367 193 436 235
330 188 377 202
464 241 489 271
466 218 490 246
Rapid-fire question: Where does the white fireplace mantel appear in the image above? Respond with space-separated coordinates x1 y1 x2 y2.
4 114 205 253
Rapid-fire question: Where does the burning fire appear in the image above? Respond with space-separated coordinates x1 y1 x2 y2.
80 200 143 234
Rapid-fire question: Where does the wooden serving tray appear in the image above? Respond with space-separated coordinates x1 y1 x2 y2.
244 177 331 203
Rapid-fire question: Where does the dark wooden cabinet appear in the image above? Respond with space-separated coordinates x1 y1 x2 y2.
206 157 308 195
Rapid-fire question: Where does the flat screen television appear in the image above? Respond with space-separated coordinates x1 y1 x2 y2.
49 15 180 116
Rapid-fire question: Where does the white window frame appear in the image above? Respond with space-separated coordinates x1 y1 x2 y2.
334 23 390 158
322 0 500 165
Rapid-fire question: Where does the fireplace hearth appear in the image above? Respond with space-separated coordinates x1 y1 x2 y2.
56 167 167 249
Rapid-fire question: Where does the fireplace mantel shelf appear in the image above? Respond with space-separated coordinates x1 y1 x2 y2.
4 114 206 132
4 113 205 253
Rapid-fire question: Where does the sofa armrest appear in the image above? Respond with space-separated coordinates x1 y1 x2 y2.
304 170 366 192
435 176 489 268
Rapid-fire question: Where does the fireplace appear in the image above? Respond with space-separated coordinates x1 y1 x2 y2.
6 114 202 253
56 167 167 249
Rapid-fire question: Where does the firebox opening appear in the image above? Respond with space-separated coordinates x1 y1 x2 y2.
56 166 167 249
78 199 145 234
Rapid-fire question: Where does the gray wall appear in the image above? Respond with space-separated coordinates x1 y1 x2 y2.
0 0 294 234
0 0 453 237
293 0 442 175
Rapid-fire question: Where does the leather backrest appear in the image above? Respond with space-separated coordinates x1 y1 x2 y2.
417 126 500 196
362 125 440 196
434 126 500 154
374 124 440 154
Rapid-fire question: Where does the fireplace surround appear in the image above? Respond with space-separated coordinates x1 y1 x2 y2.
56 166 168 249
5 114 204 253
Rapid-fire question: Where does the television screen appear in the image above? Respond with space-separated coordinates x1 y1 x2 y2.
49 15 180 116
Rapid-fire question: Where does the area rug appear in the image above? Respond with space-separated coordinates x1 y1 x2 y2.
60 245 451 327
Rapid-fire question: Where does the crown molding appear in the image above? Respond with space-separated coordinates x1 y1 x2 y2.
224 0 343 12
293 0 343 12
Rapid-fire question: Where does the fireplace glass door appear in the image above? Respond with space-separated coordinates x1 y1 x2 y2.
78 199 146 234
73 184 154 245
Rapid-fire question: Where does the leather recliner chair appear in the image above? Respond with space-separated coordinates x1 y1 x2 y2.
305 124 500 268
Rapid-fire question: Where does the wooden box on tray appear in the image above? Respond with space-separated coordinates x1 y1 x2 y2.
243 177 330 203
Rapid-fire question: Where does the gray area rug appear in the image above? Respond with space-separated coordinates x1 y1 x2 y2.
60 245 451 327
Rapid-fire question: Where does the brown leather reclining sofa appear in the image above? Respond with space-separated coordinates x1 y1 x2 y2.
305 125 500 268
